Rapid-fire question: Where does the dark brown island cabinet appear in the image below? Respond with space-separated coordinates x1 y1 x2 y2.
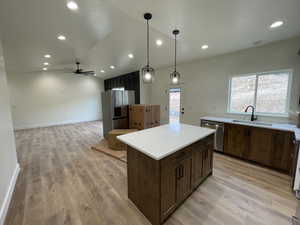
126 134 214 225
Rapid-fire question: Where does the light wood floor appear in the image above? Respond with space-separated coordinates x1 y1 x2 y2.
4 121 298 225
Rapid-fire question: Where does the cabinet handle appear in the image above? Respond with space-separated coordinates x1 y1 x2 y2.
176 165 184 180
176 167 180 179
180 165 184 178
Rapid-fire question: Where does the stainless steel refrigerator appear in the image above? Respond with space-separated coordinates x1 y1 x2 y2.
101 90 135 137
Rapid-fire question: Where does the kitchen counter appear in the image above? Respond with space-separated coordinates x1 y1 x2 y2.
117 123 215 160
201 116 300 141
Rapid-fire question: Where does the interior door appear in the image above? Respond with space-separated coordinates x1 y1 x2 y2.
168 87 184 124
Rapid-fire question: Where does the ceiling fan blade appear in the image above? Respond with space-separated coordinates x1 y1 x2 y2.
81 71 95 75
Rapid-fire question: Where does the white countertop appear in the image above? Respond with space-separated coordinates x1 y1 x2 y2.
201 116 300 141
117 123 215 160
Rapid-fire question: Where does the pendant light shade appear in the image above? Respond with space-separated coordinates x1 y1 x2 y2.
142 13 155 84
170 29 180 85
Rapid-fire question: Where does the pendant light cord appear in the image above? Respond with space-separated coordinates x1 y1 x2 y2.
174 33 177 72
147 19 149 67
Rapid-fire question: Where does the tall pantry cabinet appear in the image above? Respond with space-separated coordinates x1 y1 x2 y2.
129 105 160 130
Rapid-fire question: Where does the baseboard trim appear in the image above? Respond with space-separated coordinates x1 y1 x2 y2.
14 119 102 131
0 163 20 225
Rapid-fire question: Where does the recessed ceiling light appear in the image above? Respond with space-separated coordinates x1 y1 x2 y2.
128 53 134 58
110 65 115 69
67 1 78 10
43 62 49 66
44 54 51 58
43 68 48 71
57 35 66 40
100 70 105 73
201 45 209 50
156 39 163 46
270 21 284 29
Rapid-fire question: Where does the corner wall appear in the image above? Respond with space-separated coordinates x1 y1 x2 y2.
7 71 104 130
0 39 19 225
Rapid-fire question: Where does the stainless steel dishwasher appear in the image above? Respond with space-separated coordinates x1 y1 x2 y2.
200 119 224 152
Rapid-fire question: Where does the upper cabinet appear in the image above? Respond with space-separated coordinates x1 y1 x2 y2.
224 123 294 174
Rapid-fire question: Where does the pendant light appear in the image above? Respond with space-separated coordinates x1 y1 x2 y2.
141 13 155 84
170 29 180 85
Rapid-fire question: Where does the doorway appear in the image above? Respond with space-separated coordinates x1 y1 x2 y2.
169 88 181 124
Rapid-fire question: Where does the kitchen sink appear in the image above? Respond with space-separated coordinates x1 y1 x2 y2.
232 120 273 127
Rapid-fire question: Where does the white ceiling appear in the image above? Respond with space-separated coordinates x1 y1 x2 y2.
0 0 300 78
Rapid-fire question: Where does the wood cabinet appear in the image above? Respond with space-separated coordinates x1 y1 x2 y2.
160 152 193 220
247 127 274 166
268 129 294 172
192 143 204 188
127 134 214 225
129 104 160 130
224 123 250 158
192 136 214 188
223 123 294 174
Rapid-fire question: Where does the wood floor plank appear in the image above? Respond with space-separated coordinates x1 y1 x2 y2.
4 121 297 225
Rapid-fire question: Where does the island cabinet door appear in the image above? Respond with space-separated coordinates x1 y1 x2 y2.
176 156 193 203
160 150 193 221
192 143 204 188
203 148 213 177
161 161 177 220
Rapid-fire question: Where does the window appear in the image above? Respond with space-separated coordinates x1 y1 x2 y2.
228 70 292 116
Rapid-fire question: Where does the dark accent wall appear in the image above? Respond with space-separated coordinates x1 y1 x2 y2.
104 71 140 104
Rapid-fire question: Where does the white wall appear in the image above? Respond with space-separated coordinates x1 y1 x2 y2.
7 71 104 130
150 37 300 125
0 39 19 225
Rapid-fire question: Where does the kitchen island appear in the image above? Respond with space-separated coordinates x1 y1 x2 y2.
117 123 215 225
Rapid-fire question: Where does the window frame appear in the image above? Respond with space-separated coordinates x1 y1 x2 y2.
227 69 293 117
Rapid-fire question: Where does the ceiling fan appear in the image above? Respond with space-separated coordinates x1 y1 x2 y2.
73 62 95 76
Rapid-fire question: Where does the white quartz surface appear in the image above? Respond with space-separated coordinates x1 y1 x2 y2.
117 123 215 160
201 116 300 141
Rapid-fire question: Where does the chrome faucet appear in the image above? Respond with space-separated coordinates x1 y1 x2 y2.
245 105 257 121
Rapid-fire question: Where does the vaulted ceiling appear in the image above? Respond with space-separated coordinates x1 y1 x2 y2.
0 0 300 78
